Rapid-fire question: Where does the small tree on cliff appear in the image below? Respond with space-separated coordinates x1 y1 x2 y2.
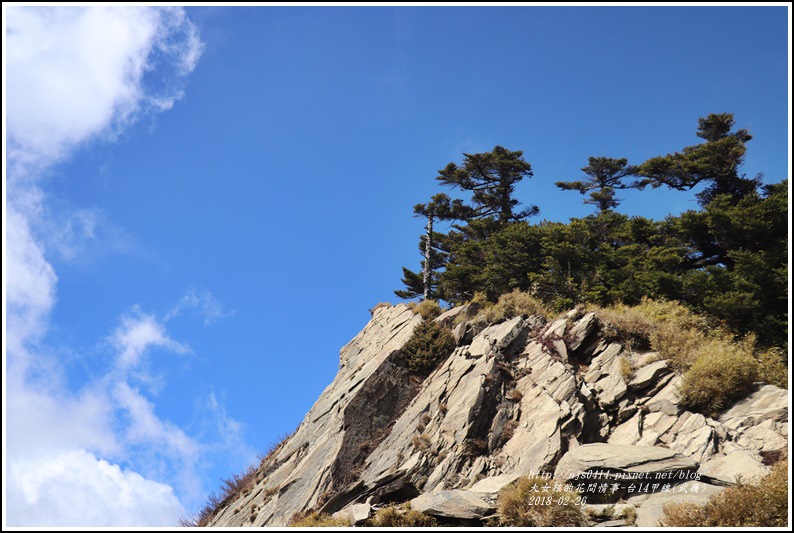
395 193 471 300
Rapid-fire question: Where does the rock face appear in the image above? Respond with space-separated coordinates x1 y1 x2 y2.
206 304 788 527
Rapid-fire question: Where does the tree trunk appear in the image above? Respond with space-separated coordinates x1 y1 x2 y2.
423 216 434 300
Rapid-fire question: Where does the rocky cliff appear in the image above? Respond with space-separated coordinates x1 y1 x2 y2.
206 304 787 527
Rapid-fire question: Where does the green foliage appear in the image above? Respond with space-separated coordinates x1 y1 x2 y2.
662 460 788 527
402 320 456 374
638 112 758 206
437 145 538 224
498 476 588 527
397 194 472 300
556 156 639 212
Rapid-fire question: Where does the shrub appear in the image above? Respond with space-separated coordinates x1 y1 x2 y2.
288 511 351 527
755 346 788 388
402 320 456 374
591 298 707 361
591 298 786 417
677 336 760 417
507 389 523 402
412 434 431 452
662 460 788 527
180 463 259 526
618 356 634 382
366 504 437 527
498 476 588 527
481 290 549 325
409 299 442 320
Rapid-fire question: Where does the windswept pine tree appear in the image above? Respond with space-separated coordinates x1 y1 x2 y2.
638 113 759 205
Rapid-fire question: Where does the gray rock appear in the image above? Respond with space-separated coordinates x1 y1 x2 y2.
554 444 699 483
699 449 769 485
470 474 520 494
452 321 473 346
567 312 596 351
719 384 788 429
333 503 371 525
409 490 494 519
585 503 636 519
629 360 670 391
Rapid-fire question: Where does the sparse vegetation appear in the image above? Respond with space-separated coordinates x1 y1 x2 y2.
498 476 588 527
409 299 443 320
370 302 392 315
618 355 634 382
287 511 352 527
677 336 762 417
590 299 787 417
498 419 519 447
661 460 788 527
180 429 296 527
402 320 456 374
506 389 523 402
412 434 431 452
366 504 437 527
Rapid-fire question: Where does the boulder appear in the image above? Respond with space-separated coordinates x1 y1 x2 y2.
699 449 769 485
554 444 699 485
469 474 520 494
332 503 371 525
409 490 494 519
629 360 670 391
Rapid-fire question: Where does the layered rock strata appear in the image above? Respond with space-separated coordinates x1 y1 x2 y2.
207 304 788 527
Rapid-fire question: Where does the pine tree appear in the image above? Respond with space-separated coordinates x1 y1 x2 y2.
555 157 638 212
436 146 538 225
395 194 470 300
638 113 758 205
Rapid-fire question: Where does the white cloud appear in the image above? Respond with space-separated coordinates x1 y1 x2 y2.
111 309 190 369
7 449 185 527
6 6 202 172
4 6 225 526
5 203 57 366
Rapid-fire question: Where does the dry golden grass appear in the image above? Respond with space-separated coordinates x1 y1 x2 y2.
287 511 352 527
180 430 296 526
366 504 437 527
408 299 443 320
618 355 634 382
662 460 788 527
369 302 392 315
677 336 760 417
590 298 787 417
412 434 431 452
498 476 588 527
480 290 550 324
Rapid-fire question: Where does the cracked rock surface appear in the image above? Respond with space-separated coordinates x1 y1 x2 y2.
208 305 787 527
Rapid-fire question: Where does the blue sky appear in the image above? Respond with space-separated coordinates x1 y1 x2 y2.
3 5 790 526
